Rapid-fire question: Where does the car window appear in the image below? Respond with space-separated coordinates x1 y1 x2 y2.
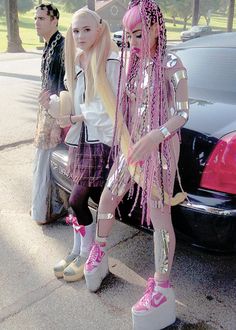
191 26 201 32
175 48 236 94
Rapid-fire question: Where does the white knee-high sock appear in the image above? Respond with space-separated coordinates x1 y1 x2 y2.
80 222 95 258
71 229 81 255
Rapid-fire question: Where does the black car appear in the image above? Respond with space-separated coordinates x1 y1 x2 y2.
170 32 236 252
51 32 236 253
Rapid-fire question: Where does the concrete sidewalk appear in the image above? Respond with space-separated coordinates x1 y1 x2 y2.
0 50 42 62
0 134 235 330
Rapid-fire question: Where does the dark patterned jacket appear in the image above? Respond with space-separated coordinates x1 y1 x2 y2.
34 31 65 149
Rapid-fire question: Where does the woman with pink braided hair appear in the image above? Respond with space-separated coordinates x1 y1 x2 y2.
84 1 189 329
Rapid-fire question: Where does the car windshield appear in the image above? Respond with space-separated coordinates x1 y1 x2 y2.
175 48 236 102
114 31 122 36
191 26 201 32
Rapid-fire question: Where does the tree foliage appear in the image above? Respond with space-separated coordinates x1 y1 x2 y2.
159 0 193 28
18 0 34 13
0 0 34 15
56 0 86 13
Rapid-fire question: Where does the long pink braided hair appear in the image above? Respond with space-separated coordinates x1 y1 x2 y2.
114 0 172 225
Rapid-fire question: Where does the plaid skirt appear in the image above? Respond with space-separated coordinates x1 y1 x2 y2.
68 129 112 187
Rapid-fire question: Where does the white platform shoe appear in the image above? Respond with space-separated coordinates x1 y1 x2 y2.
132 278 176 330
84 243 109 292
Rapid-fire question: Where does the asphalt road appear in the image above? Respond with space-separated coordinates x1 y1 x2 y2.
0 52 235 330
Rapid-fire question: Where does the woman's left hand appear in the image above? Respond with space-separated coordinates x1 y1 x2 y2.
128 130 163 165
57 114 84 128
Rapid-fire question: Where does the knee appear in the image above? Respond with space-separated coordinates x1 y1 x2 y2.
98 188 119 214
69 194 78 211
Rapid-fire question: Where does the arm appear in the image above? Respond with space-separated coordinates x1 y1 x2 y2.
152 62 189 140
128 56 189 164
57 114 84 128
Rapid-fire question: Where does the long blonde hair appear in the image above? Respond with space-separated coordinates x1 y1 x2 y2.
64 9 118 106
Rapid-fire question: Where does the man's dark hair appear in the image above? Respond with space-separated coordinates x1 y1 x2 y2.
35 3 60 20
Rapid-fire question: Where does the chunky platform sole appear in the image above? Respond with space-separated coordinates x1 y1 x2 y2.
63 263 85 282
132 289 176 330
54 270 64 279
84 256 109 292
53 254 78 278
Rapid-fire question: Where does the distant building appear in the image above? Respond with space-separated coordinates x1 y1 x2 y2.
95 0 128 32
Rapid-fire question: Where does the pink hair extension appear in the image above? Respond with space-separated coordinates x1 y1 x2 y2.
122 5 142 31
114 0 172 225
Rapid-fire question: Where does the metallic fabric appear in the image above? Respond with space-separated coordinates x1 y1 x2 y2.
159 126 171 139
166 53 178 68
176 109 189 121
154 229 170 274
106 154 131 196
149 198 161 209
97 213 114 220
96 212 114 243
171 69 187 91
176 101 189 111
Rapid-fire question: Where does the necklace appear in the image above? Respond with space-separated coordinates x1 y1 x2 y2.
41 32 62 89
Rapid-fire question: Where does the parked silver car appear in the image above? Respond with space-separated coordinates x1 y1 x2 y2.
112 30 130 47
180 25 212 41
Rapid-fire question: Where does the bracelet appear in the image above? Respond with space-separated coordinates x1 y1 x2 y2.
70 114 76 125
159 126 171 140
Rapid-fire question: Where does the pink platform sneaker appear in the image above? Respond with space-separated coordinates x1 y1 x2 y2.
84 242 109 292
132 278 176 330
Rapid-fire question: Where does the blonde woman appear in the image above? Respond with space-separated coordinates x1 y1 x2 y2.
41 8 120 282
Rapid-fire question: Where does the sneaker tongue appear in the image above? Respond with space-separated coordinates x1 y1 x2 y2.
156 280 170 288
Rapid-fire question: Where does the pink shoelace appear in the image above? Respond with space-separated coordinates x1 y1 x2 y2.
133 278 168 312
85 243 105 272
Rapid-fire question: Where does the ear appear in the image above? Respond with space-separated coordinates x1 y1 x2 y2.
151 22 158 37
52 17 58 28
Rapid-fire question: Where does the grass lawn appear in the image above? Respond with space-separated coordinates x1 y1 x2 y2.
0 7 235 52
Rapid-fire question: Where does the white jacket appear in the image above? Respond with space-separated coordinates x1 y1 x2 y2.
65 52 120 147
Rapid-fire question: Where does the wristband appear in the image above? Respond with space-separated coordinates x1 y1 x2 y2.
70 114 76 125
159 126 171 140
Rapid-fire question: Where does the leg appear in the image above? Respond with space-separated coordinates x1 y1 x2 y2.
84 157 131 291
54 185 98 280
31 148 51 223
96 153 132 243
152 134 180 283
62 185 100 282
132 135 180 330
151 206 176 283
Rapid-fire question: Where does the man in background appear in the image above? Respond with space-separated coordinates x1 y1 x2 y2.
32 3 66 224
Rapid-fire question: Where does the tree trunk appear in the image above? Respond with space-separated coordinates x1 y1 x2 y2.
5 0 25 52
87 0 95 11
38 0 43 43
227 0 235 32
183 18 188 30
192 0 200 26
172 16 176 26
